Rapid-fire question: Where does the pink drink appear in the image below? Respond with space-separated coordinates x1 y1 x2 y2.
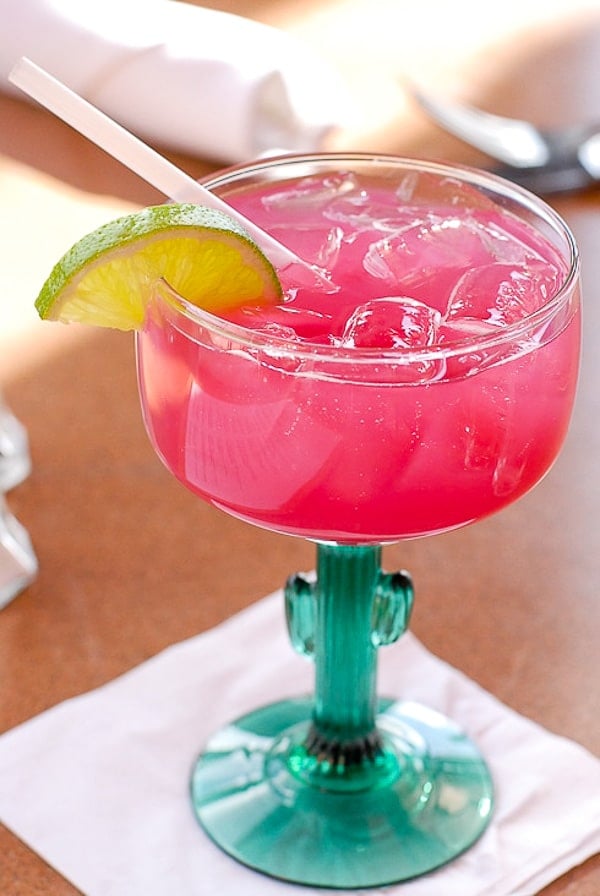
137 161 580 543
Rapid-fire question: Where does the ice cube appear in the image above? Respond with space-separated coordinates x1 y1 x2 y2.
435 318 507 379
264 172 415 237
364 214 495 277
445 260 562 326
362 214 497 307
252 322 300 341
436 318 500 344
261 173 360 212
361 210 555 310
393 171 500 213
340 296 441 350
479 214 561 265
225 303 333 343
270 224 344 269
323 191 418 235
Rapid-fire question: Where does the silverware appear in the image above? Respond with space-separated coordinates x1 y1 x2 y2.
1 495 38 609
0 399 37 608
407 82 600 194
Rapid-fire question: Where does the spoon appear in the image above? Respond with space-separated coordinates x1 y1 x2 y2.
407 81 600 194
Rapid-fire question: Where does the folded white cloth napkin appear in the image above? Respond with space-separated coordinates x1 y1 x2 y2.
0 0 352 162
0 589 598 895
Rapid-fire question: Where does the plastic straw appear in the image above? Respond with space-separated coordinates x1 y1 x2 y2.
8 58 308 273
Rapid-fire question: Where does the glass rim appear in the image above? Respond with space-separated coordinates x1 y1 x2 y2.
157 152 580 366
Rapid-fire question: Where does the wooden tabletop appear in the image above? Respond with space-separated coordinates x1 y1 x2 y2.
1 1 598 893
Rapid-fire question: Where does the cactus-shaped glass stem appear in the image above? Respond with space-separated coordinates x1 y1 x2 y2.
286 543 413 781
191 543 493 888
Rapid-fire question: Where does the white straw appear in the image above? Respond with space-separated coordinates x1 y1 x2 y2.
8 57 304 272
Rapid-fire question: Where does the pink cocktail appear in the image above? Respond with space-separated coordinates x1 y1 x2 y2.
136 155 580 888
139 163 579 543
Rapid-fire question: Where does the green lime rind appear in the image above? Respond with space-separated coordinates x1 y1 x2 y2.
34 203 283 329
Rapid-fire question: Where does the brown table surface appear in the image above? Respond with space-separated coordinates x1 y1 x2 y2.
1 1 599 893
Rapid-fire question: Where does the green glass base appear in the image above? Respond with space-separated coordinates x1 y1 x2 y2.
190 697 493 889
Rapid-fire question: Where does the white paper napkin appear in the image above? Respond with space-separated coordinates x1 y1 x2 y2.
0 0 352 162
0 589 598 895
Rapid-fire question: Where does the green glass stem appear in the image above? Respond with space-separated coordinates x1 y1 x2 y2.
191 543 494 886
285 543 414 778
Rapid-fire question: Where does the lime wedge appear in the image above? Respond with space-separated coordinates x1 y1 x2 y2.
35 203 283 331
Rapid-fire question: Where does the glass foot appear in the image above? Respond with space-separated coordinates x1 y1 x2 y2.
190 697 493 889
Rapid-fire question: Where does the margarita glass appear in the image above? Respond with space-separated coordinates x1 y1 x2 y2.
136 155 580 888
